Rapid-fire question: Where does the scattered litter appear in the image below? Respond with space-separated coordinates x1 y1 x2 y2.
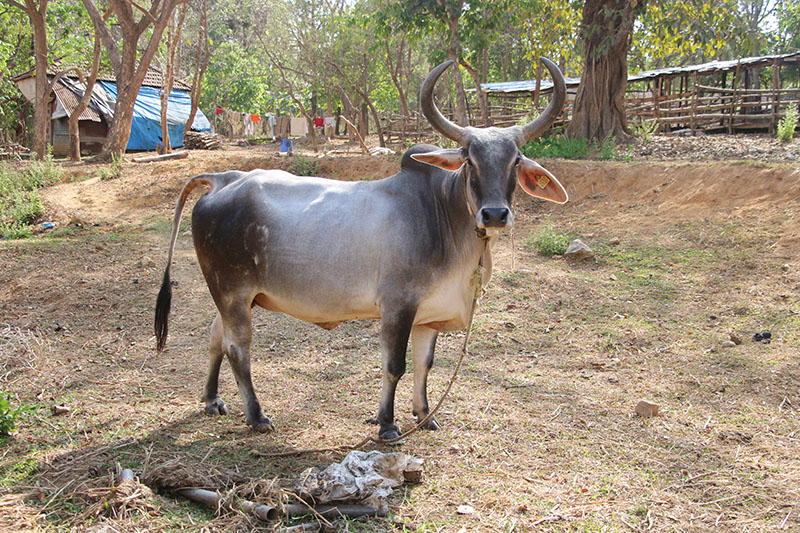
42 222 54 229
456 504 475 515
295 450 423 515
752 330 772 343
635 400 659 419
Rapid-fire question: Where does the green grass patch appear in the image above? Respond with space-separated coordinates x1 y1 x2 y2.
526 224 573 256
0 150 64 239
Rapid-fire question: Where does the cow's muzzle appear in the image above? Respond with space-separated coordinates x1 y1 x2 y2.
479 207 512 229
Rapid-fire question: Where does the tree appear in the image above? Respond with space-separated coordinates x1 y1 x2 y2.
67 31 101 161
184 0 210 134
81 0 186 158
158 3 188 153
5 0 50 158
566 0 644 143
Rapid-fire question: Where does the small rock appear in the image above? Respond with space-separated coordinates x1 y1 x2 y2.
609 274 617 281
138 256 156 268
721 340 737 348
781 264 790 272
760 330 771 339
729 333 742 345
752 332 763 342
563 239 594 260
608 237 621 245
51 405 70 416
456 504 475 515
635 400 659 419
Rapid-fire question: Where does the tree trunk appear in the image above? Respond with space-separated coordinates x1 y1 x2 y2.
159 5 187 154
446 8 468 127
12 0 52 159
459 59 490 126
68 36 102 161
185 0 209 134
565 0 640 143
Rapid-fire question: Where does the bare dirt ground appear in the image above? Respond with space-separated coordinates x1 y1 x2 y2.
1 134 799 532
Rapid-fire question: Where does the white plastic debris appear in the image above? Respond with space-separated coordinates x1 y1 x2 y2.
295 450 423 514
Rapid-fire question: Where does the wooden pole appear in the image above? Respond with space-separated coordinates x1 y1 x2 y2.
729 63 741 134
691 72 698 135
771 59 781 134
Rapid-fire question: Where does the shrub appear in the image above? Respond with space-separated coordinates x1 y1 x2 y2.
777 103 798 143
521 133 590 160
289 154 320 176
0 393 21 437
633 118 659 145
526 224 572 256
0 150 61 239
98 153 124 181
592 132 618 161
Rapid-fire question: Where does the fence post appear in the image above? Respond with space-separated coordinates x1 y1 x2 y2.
729 62 740 134
771 59 781 135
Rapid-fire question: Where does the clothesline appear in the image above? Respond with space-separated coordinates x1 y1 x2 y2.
213 107 336 138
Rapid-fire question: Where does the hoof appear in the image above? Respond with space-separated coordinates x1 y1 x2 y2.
379 425 401 441
251 417 275 433
204 399 228 416
419 416 441 431
365 417 379 425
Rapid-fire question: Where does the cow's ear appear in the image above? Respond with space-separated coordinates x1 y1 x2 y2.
517 156 568 204
410 149 465 171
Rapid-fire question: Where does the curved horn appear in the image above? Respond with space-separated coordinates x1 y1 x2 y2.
517 57 566 146
419 60 465 143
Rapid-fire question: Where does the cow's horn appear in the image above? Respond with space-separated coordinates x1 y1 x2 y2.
420 60 465 143
516 57 567 146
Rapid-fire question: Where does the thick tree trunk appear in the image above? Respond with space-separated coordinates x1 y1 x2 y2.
19 0 51 159
566 0 640 143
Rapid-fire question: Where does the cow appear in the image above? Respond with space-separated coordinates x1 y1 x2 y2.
154 58 568 440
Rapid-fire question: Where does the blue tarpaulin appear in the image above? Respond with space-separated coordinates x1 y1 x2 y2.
98 81 211 150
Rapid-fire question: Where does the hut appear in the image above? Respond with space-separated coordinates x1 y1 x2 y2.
478 51 800 135
12 67 212 154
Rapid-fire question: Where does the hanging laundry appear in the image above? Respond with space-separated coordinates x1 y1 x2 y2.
276 115 291 138
215 107 223 114
290 117 307 136
264 113 276 137
313 116 324 130
251 114 262 124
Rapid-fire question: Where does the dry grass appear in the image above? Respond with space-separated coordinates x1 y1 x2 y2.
0 149 798 531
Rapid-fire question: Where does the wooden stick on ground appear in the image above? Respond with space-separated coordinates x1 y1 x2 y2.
133 150 189 163
176 487 278 521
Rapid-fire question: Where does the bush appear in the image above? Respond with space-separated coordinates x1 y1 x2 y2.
98 153 124 181
526 224 572 256
777 103 798 143
0 393 21 437
633 118 659 145
521 133 590 160
0 150 61 239
289 154 320 176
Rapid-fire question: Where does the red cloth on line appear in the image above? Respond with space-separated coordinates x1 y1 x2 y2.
251 114 261 123
314 116 324 129
215 107 223 114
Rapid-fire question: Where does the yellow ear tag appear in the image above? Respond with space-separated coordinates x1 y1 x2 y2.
537 175 550 189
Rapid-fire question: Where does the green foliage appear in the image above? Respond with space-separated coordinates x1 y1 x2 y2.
521 133 589 160
592 133 618 161
288 154 320 176
0 151 61 239
98 153 124 181
632 118 659 145
777 103 798 143
526 224 572 256
0 393 22 437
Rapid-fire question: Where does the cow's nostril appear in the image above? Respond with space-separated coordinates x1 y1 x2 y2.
480 207 511 228
499 208 509 223
481 209 492 224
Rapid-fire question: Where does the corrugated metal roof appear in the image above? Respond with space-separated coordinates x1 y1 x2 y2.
12 65 192 91
52 82 102 122
482 51 800 95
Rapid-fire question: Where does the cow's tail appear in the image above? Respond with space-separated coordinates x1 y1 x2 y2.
155 175 215 352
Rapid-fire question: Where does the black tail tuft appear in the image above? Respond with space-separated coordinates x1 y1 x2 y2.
154 267 172 352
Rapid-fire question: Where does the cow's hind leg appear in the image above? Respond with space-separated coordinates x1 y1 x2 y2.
375 306 416 440
221 303 274 433
202 313 228 416
411 326 440 430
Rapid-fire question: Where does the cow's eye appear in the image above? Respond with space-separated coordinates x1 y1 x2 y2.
465 157 474 167
515 156 521 166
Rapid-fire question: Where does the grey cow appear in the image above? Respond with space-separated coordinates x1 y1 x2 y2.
155 59 568 440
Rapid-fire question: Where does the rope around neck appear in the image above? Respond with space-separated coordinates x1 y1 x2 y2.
266 237 490 457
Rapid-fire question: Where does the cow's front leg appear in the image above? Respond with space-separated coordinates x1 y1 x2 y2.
376 306 416 440
410 325 440 430
203 314 228 416
221 305 274 433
